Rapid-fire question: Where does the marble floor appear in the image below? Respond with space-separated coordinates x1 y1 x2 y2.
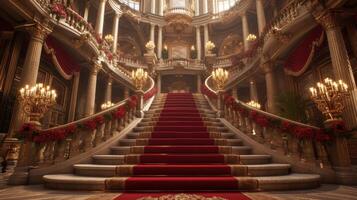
0 185 356 200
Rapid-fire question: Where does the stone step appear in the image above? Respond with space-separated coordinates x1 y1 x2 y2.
110 145 251 155
43 173 320 191
125 132 236 139
92 154 270 165
118 138 244 146
73 163 291 177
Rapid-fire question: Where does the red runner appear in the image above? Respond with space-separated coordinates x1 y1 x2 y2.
114 192 251 200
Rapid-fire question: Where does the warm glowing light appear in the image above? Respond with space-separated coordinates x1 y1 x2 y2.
18 83 57 122
247 100 261 109
104 34 114 43
205 41 216 51
246 34 257 42
211 68 229 90
191 45 195 51
131 68 148 90
101 101 115 110
309 78 349 120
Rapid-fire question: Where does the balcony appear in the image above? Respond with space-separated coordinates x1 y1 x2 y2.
164 7 194 26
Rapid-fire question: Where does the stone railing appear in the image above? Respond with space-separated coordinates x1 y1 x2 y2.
261 0 302 42
158 58 205 70
202 78 332 170
13 77 155 172
118 56 147 69
164 7 194 18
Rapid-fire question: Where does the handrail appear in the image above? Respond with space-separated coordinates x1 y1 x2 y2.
204 76 319 129
43 76 155 132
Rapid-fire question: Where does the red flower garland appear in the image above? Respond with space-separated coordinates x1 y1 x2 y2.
113 106 126 119
128 96 138 109
50 3 67 19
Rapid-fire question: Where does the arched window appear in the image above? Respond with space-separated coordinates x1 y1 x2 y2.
213 0 239 13
121 0 140 10
170 0 186 8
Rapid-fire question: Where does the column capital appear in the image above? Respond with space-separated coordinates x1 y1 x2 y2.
21 22 52 43
315 11 339 30
90 59 102 75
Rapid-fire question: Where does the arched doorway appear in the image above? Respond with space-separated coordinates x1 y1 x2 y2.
161 74 197 93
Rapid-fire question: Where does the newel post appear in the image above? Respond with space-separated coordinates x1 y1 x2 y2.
136 90 144 118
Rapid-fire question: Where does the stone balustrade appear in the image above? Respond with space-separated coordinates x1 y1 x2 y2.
164 7 195 18
158 58 205 71
202 80 332 170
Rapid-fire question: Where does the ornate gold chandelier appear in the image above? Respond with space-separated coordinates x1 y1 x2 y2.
131 68 148 90
19 83 57 123
309 78 349 121
212 68 229 90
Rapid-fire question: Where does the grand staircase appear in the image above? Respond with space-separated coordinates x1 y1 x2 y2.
43 93 320 191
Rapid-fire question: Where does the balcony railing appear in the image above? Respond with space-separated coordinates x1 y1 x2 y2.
164 7 194 18
158 58 205 70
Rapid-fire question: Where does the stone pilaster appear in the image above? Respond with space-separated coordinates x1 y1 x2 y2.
112 12 121 53
316 12 357 128
250 79 259 102
151 0 156 14
159 0 164 16
84 61 101 116
195 0 200 16
105 76 113 102
256 0 266 35
68 72 80 122
95 0 107 37
204 24 209 54
261 60 277 113
150 23 155 44
202 0 208 14
241 12 250 51
196 26 202 60
157 25 163 59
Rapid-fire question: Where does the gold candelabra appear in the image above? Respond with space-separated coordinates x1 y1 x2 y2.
131 68 148 90
309 78 349 121
246 34 257 42
19 83 57 123
247 100 261 109
211 68 229 90
101 101 115 110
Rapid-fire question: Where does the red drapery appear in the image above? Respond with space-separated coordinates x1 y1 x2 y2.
44 36 80 78
284 26 324 76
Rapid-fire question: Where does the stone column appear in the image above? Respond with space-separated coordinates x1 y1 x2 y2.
197 74 201 93
317 12 357 128
95 0 106 37
124 87 130 99
256 0 266 36
9 23 52 137
241 12 250 51
196 26 202 60
261 61 277 113
150 23 155 43
203 0 208 14
159 0 164 16
157 25 163 59
112 12 121 53
105 76 113 102
151 0 156 14
84 61 101 116
204 24 209 55
250 79 259 102
195 0 200 16
347 22 357 61
83 0 90 21
157 74 161 94
68 72 80 122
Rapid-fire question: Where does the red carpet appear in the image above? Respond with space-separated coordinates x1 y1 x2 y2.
105 93 257 192
114 192 251 200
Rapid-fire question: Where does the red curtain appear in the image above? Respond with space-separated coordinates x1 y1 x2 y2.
45 36 80 76
284 26 324 76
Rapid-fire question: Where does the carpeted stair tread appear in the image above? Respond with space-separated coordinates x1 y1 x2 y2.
134 154 236 164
